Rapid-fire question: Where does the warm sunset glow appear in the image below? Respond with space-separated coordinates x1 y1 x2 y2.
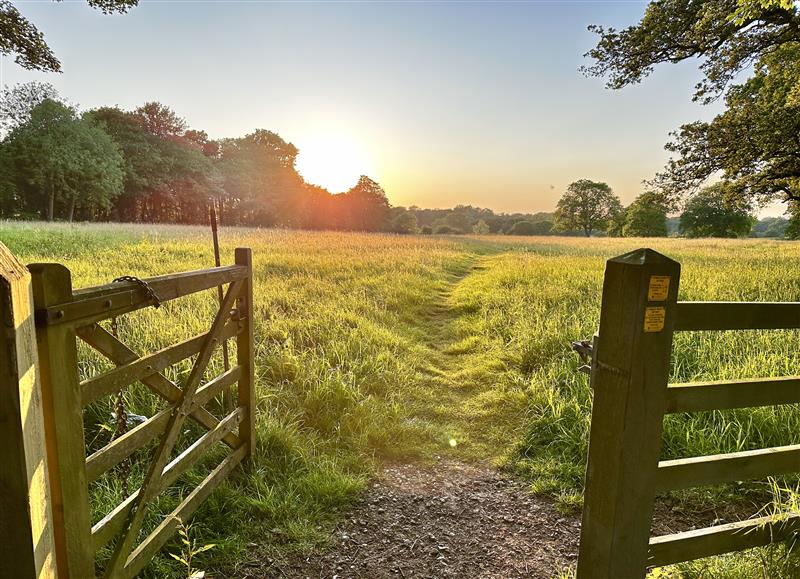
295 134 372 193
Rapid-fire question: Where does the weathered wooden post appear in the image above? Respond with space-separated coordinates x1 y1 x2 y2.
29 263 93 579
577 248 680 578
235 247 256 460
0 243 57 579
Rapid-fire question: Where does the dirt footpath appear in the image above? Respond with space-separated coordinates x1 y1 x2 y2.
262 460 581 579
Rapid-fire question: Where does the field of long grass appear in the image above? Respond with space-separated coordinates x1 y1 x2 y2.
4 221 800 577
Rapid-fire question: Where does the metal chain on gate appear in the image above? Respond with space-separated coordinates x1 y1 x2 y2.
109 276 162 498
113 275 162 309
110 315 131 497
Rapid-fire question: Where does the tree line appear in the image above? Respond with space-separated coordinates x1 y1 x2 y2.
411 180 792 239
0 83 394 230
0 1 798 240
0 81 795 239
548 178 789 239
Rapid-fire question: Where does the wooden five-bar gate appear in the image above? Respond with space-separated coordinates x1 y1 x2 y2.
578 248 800 578
1 243 255 578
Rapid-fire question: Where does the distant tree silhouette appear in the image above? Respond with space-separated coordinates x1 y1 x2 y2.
341 176 390 231
0 81 58 131
554 179 622 236
472 219 490 235
0 84 582 233
679 185 755 238
217 129 301 226
389 207 419 234
434 225 461 234
786 203 800 239
623 192 668 237
508 221 537 235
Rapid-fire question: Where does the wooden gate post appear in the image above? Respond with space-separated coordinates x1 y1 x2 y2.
29 264 93 579
0 244 57 579
577 249 680 579
235 247 256 459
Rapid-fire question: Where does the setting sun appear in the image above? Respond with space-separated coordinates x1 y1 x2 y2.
295 134 372 193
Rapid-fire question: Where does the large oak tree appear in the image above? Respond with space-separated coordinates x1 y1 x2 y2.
584 0 800 205
553 179 622 236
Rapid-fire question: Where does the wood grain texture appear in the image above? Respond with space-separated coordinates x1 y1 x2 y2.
0 244 57 579
649 513 800 567
39 265 246 327
103 280 243 578
577 249 681 579
91 408 244 552
236 248 257 461
77 323 240 449
80 321 239 405
29 263 94 579
656 444 800 492
665 376 800 413
675 301 800 331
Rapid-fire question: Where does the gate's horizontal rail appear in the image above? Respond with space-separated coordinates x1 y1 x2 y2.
648 512 800 567
36 264 247 327
85 366 243 482
77 323 241 450
91 407 245 552
675 302 800 332
87 410 169 482
655 444 800 492
81 321 240 406
665 376 800 413
123 444 247 578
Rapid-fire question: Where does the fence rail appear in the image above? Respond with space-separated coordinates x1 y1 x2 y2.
0 246 258 578
577 248 800 578
675 301 800 331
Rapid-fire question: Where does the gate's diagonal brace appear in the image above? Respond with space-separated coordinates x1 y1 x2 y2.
77 324 240 449
103 279 244 578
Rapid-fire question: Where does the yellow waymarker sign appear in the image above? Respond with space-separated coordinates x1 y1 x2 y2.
644 307 666 332
648 276 671 301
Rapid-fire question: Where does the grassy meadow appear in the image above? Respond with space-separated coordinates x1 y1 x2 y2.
4 221 800 577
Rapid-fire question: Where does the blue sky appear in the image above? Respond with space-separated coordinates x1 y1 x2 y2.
4 1 735 213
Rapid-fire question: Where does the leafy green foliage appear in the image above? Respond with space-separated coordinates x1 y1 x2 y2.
1 99 124 220
658 42 800 203
389 207 419 234
508 221 540 235
752 215 790 238
409 205 554 236
472 219 490 235
0 87 395 230
583 0 800 103
553 179 622 236
340 175 391 231
679 185 755 238
622 191 668 237
0 0 137 72
585 1 800 205
169 518 216 579
786 202 800 239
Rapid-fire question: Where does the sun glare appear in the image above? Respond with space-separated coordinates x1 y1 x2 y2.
295 134 372 194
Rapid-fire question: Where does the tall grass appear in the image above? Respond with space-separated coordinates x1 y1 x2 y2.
3 222 469 576
5 222 800 576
